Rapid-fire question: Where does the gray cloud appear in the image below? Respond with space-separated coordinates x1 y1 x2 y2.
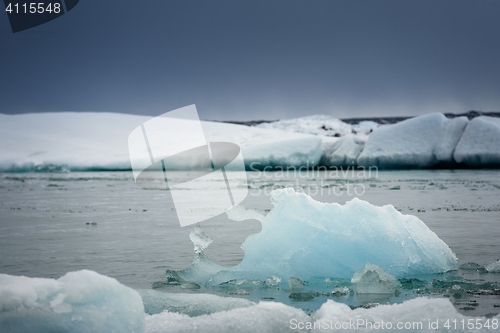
0 0 499 120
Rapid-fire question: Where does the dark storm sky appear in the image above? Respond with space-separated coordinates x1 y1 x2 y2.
0 0 499 121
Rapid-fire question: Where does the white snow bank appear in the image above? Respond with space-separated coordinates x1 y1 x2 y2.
0 270 144 333
145 297 499 333
138 289 254 316
175 188 457 284
312 297 499 332
357 113 469 168
0 112 322 171
454 116 500 166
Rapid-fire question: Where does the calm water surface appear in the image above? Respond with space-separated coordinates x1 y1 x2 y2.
1 170 499 315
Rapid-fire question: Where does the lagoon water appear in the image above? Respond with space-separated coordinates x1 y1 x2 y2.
1 169 499 316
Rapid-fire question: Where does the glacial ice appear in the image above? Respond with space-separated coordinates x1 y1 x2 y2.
320 136 364 167
357 113 468 168
2 111 499 170
351 263 401 294
485 259 500 273
0 112 322 171
0 270 145 333
435 116 469 162
138 289 254 316
454 116 500 166
173 188 457 285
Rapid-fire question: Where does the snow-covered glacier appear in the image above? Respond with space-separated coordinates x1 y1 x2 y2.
171 188 457 285
0 270 145 333
1 111 498 171
0 112 322 171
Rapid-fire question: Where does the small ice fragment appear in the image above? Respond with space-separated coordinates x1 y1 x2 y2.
138 289 254 316
485 259 500 273
288 277 305 290
189 223 212 256
352 263 401 294
332 287 350 296
289 292 319 301
459 262 483 270
265 276 281 287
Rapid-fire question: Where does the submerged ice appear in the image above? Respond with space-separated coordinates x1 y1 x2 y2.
171 188 457 286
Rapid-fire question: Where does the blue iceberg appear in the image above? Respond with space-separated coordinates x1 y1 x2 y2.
172 188 457 285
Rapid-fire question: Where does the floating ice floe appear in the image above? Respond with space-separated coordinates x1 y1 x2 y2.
454 116 500 166
357 113 469 168
485 259 500 273
170 188 457 285
0 112 322 172
138 289 254 316
0 270 144 333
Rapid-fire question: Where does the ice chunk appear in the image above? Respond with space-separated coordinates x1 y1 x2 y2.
320 136 364 167
138 289 254 316
175 188 456 285
351 263 401 294
288 277 306 290
454 116 500 166
331 287 350 296
145 301 312 333
0 270 144 333
435 116 469 162
190 223 213 256
485 259 500 273
357 113 466 168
